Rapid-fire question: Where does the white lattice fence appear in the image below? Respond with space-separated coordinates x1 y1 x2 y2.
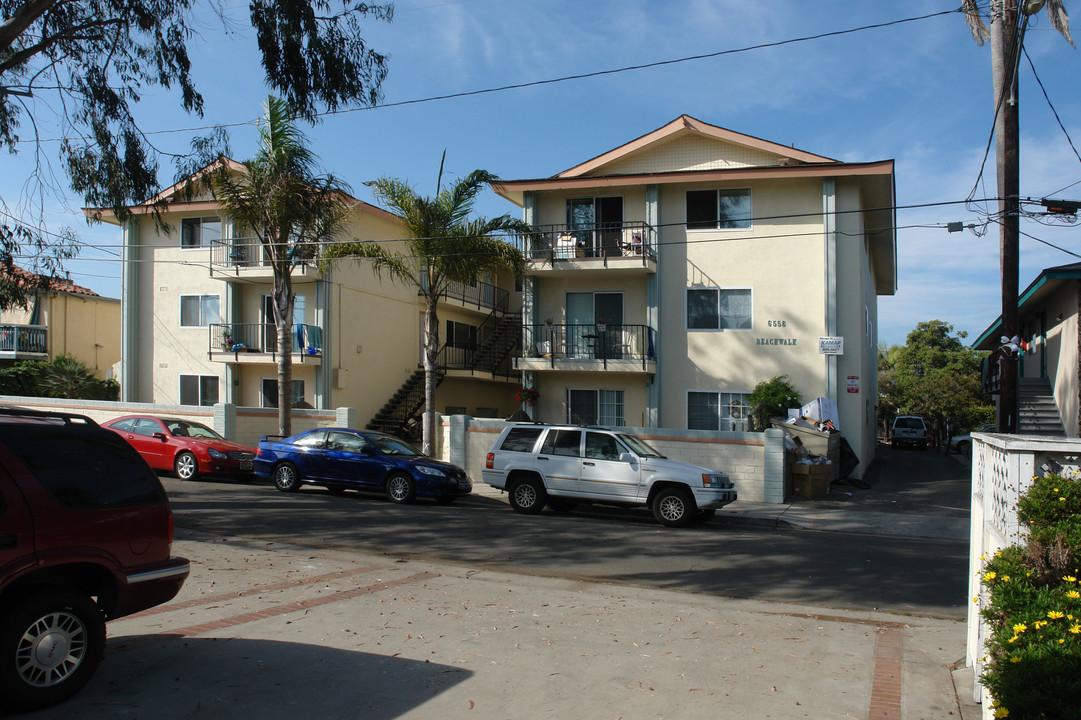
966 433 1081 717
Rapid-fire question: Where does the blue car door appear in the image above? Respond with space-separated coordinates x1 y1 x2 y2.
323 431 382 488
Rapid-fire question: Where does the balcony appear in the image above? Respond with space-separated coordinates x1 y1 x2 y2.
524 222 657 276
209 238 323 283
0 325 47 360
422 276 510 314
515 323 655 373
208 323 323 365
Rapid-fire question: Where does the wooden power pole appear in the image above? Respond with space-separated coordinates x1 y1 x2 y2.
992 0 1020 433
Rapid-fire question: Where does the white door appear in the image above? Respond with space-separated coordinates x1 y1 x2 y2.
579 431 641 500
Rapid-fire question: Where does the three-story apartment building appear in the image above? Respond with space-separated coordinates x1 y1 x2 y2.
89 160 523 435
495 116 896 477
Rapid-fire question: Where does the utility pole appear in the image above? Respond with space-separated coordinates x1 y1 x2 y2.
991 0 1020 433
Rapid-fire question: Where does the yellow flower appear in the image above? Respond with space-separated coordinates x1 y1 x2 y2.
1066 590 1081 599
1034 620 1047 629
1008 636 1018 643
984 571 998 582
1013 623 1028 634
1049 611 1065 620
1002 575 1011 582
1061 497 1068 502
995 707 1010 718
1060 639 1067 644
973 596 980 603
1065 576 1078 583
1070 624 1081 635
1010 655 1022 663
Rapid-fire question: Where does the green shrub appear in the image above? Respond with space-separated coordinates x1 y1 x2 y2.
747 375 802 431
979 474 1081 718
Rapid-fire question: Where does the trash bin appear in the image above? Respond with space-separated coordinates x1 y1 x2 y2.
773 419 841 481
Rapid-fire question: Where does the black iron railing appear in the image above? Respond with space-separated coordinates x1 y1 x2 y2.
209 322 323 360
522 323 654 370
522 221 656 263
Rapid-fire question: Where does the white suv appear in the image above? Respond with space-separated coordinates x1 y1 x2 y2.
483 423 737 527
891 415 928 450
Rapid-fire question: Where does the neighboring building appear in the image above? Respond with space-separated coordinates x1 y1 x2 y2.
974 261 1080 437
494 115 896 478
0 266 120 377
86 160 522 434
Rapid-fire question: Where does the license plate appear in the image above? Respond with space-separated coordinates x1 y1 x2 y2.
240 461 253 470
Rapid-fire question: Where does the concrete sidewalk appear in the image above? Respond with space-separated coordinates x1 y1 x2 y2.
31 532 980 720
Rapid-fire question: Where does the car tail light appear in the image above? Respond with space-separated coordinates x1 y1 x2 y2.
486 452 494 469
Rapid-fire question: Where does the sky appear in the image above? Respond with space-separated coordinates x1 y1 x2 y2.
4 0 1081 346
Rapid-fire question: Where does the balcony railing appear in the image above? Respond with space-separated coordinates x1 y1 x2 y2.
209 322 322 360
521 323 654 370
0 324 47 356
209 238 320 270
436 343 517 380
523 221 656 263
422 276 510 313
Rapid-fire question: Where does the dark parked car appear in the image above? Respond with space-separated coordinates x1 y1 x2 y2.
0 407 189 712
101 415 256 482
255 428 472 504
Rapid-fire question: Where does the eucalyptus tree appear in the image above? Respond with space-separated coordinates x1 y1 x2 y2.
0 0 391 309
323 159 530 455
212 96 351 436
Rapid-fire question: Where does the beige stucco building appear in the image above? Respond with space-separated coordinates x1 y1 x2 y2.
89 161 523 430
496 116 896 478
0 268 120 377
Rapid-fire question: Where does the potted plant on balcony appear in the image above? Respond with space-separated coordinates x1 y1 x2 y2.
222 332 235 351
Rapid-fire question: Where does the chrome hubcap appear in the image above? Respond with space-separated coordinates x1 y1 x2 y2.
275 467 294 488
388 477 409 500
659 496 686 521
515 485 537 508
177 455 195 479
17 612 86 687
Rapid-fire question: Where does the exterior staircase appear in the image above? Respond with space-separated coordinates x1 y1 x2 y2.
1018 376 1066 436
367 310 522 440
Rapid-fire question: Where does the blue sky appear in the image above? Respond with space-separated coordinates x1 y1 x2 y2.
5 0 1081 346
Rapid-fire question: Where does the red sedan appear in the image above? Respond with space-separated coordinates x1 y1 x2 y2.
102 415 256 482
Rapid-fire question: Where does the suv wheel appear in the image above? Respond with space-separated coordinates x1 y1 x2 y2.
509 477 546 514
0 589 106 712
652 487 696 527
174 451 199 481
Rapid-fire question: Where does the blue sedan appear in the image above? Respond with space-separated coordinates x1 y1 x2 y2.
255 428 472 504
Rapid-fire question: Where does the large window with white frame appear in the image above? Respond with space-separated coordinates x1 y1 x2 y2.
181 217 222 248
686 287 752 330
686 189 751 230
180 294 220 327
180 375 219 406
688 390 751 432
567 388 624 426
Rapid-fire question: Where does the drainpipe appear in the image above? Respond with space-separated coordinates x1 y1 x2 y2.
823 179 838 402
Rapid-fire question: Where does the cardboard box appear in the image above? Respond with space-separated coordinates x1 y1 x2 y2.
792 462 832 498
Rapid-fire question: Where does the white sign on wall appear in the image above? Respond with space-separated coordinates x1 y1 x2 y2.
818 336 844 355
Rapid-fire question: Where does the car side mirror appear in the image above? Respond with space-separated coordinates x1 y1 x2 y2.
153 432 168 442
619 452 635 463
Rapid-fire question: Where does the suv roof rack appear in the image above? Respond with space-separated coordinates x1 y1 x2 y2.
0 406 99 426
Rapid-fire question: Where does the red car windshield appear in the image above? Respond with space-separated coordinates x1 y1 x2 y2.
165 420 222 440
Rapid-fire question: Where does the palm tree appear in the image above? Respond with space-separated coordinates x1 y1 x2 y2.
212 96 350 437
323 156 531 455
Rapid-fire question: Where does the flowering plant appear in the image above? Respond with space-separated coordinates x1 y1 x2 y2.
516 385 540 405
977 473 1081 718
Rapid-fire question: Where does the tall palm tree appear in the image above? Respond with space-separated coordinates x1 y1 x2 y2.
212 96 350 436
323 157 531 455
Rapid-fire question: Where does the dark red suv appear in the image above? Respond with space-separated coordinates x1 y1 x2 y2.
0 407 189 712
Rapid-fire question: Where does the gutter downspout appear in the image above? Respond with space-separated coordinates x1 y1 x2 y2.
121 218 139 401
823 179 838 402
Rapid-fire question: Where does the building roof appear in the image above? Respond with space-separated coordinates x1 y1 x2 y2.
3 266 100 297
974 262 1081 349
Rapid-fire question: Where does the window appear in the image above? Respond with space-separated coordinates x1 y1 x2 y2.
686 189 751 230
540 429 582 457
180 375 219 406
686 288 752 330
295 430 326 448
109 418 136 432
584 431 624 461
446 320 478 350
499 427 544 453
688 390 751 431
567 388 624 426
474 407 499 418
180 295 220 327
262 378 305 408
181 217 222 248
132 418 164 437
327 431 368 452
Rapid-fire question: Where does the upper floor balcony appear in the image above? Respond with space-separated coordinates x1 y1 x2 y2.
515 322 655 374
523 221 657 277
208 322 322 365
0 325 47 360
208 238 323 283
423 276 512 315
